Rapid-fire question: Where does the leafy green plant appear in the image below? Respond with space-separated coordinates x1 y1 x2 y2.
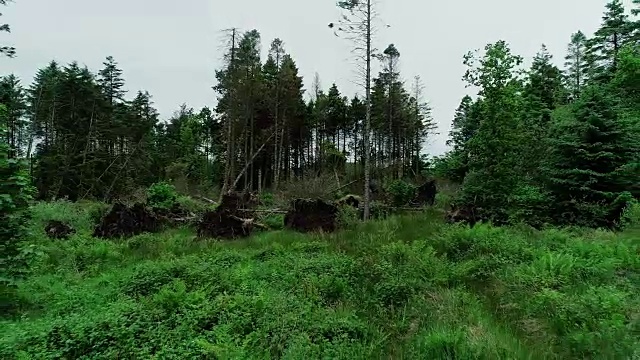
146 181 178 209
259 192 275 207
337 205 359 229
386 179 416 207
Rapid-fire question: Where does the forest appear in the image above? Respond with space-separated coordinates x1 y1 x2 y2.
1 0 639 358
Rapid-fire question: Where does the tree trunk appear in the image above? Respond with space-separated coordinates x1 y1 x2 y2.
363 0 372 220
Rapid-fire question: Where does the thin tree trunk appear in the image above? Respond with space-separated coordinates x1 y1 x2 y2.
363 0 372 220
219 28 237 202
232 131 276 190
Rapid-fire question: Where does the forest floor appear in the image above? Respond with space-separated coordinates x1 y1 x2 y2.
1 199 639 359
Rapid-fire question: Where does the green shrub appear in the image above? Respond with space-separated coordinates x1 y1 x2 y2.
146 181 178 209
260 192 275 207
337 205 359 229
263 214 284 230
386 179 416 207
176 195 213 213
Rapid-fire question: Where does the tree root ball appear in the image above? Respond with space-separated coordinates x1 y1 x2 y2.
285 198 338 233
335 194 361 208
45 220 75 239
412 179 437 206
93 203 160 239
196 192 261 239
196 209 255 239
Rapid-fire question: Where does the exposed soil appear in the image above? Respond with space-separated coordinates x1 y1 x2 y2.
93 203 160 239
196 192 261 239
285 198 338 233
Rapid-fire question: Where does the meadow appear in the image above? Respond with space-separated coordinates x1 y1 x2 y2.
1 198 638 359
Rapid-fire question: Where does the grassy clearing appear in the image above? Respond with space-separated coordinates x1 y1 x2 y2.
1 200 638 359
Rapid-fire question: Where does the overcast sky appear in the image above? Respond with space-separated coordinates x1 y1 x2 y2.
0 0 634 155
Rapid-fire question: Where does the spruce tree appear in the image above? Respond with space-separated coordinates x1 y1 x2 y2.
544 84 639 228
0 104 33 313
587 0 634 82
0 75 27 157
564 31 589 100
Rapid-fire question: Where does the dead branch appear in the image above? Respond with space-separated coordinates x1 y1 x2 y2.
196 195 217 204
229 215 268 230
238 208 288 214
230 130 276 190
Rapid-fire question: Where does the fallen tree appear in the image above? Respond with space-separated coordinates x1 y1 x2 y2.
285 198 338 233
93 203 160 239
197 192 265 239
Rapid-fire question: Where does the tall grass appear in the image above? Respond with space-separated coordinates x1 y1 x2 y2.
0 200 638 359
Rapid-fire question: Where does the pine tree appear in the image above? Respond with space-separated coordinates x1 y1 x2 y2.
587 0 634 81
444 95 478 182
0 75 27 157
544 84 639 227
0 104 34 313
564 31 589 100
520 45 566 178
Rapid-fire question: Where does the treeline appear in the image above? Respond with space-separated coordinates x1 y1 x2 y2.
435 0 640 228
0 34 435 201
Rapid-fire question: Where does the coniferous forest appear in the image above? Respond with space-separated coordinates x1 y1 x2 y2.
1 0 639 358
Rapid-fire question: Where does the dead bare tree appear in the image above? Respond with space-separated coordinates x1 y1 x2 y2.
217 27 240 203
329 0 384 220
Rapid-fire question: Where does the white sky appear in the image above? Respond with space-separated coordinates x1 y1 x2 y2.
0 0 635 155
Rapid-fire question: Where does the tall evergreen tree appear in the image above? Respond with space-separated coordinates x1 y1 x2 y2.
0 74 27 157
587 0 634 81
544 85 639 228
564 31 589 100
519 45 566 178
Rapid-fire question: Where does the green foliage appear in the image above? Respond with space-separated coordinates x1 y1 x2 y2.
386 179 416 206
543 84 639 228
263 213 284 230
336 205 359 229
146 181 178 209
457 41 525 225
2 207 638 358
259 192 275 207
0 106 34 313
618 199 640 230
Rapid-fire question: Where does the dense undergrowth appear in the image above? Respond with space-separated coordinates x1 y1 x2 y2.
0 200 639 359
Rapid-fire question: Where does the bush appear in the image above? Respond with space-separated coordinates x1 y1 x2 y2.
386 179 416 207
337 205 359 229
146 181 178 209
259 192 275 207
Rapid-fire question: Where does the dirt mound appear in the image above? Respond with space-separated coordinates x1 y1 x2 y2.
45 220 75 239
412 179 437 206
285 198 338 233
93 203 160 239
196 192 263 239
